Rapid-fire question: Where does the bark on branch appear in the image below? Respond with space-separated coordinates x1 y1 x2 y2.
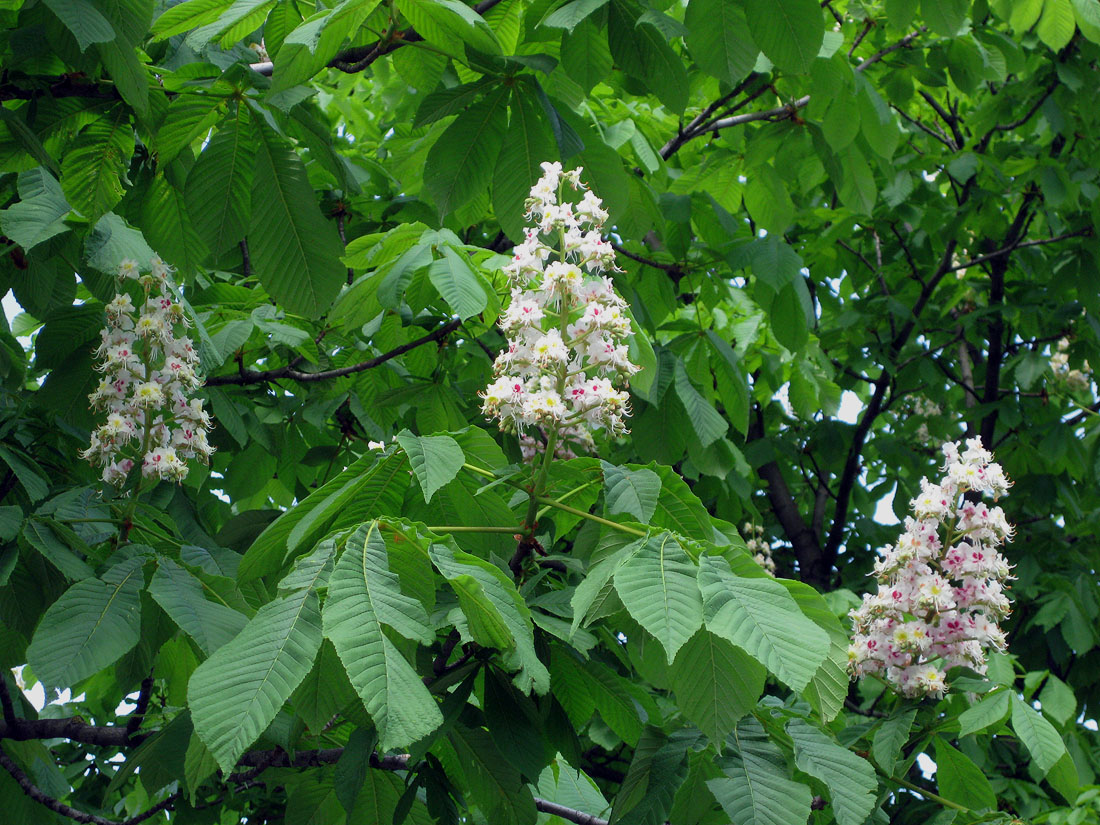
205 317 462 386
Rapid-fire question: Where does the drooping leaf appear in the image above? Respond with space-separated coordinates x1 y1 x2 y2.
601 461 660 523
60 107 133 221
744 0 824 73
322 522 441 750
248 118 348 318
26 556 144 688
787 718 877 825
188 584 324 772
708 717 813 825
613 532 703 663
1010 695 1069 776
671 629 764 745
933 738 997 810
185 106 254 257
395 431 466 503
423 85 510 217
698 554 830 691
148 558 247 656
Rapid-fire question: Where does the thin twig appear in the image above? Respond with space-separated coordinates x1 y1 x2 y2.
946 228 1091 272
0 747 178 825
205 317 462 386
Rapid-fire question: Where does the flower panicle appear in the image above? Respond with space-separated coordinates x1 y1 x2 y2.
482 164 639 459
80 256 214 486
848 437 1015 699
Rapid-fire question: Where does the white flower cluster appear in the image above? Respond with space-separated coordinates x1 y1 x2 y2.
482 163 639 456
80 257 213 485
1050 338 1092 391
848 438 1014 698
743 522 776 574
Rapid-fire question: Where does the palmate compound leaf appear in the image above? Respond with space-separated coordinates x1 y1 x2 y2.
188 543 329 773
26 555 144 688
613 531 703 664
708 716 812 825
671 629 765 745
322 522 441 751
786 718 877 825
697 554 830 692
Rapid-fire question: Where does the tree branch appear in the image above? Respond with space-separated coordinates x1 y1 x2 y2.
0 746 178 825
917 91 963 149
748 408 829 588
991 82 1058 131
124 672 154 741
0 717 143 748
945 228 1091 272
205 317 462 386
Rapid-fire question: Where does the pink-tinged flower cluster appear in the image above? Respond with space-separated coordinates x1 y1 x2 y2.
80 257 213 485
848 438 1014 698
482 163 638 458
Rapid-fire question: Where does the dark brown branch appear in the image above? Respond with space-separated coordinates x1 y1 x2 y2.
848 19 875 57
328 0 505 73
917 91 963 149
0 676 17 726
748 409 829 589
992 82 1058 131
854 27 927 72
205 317 462 386
0 746 177 825
892 105 956 149
238 239 251 279
946 229 1091 272
610 243 681 273
124 673 154 740
0 78 121 102
0 717 144 748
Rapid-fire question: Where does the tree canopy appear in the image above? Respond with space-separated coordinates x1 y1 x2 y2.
1 0 1100 823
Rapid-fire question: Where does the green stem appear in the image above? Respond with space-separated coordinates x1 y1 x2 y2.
537 479 599 519
535 496 645 537
887 774 969 812
57 517 125 525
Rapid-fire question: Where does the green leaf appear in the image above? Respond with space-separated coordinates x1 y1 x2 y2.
613 532 703 664
0 111 60 175
674 360 728 447
787 719 877 825
22 518 95 580
248 119 348 318
395 431 465 503
430 540 549 693
744 0 823 73
540 0 609 31
148 558 247 656
60 107 133 221
1074 0 1100 43
423 86 510 217
0 445 49 502
396 0 502 55
933 738 996 810
323 523 441 750
1039 674 1077 726
1037 0 1076 49
685 0 757 84
427 246 488 320
0 168 69 250
561 18 613 92
139 173 209 281
270 1 382 92
958 689 1010 737
43 0 115 50
671 629 764 745
494 89 557 242
708 717 813 825
188 584 324 773
651 464 713 539
922 0 970 36
185 107 254 257
601 461 660 523
698 554 830 691
26 556 144 688
1010 694 1068 776
448 723 537 823
871 708 916 773
151 0 231 40
608 0 689 113
84 212 155 274
156 96 226 163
